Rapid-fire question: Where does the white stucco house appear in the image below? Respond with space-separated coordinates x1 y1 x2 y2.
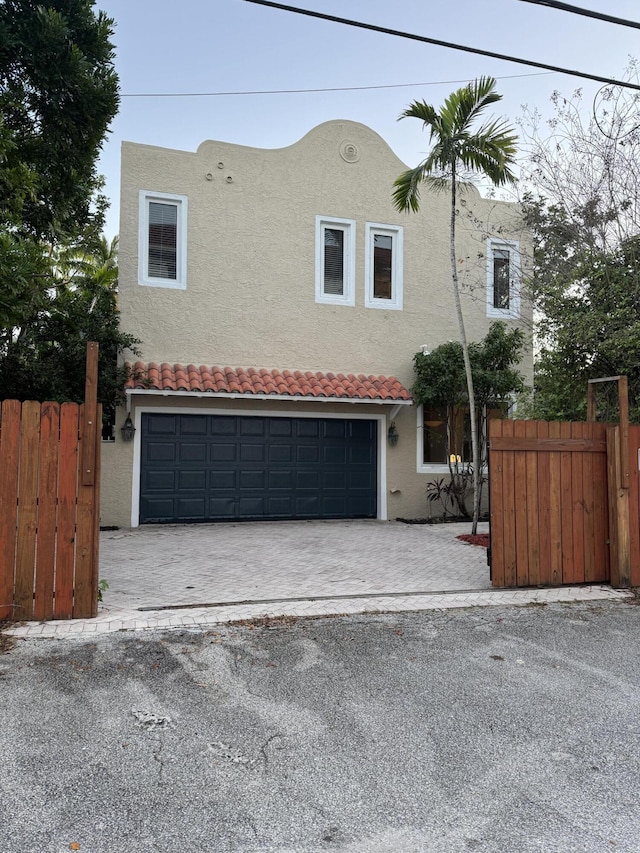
100 120 532 528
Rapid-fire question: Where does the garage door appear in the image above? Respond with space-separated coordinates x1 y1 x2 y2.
139 413 377 523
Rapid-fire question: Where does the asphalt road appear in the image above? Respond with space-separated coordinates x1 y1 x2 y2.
2 600 640 853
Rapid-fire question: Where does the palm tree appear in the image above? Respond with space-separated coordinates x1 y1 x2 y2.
393 76 518 534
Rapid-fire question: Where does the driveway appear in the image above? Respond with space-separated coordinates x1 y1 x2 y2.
99 520 492 612
2 600 640 852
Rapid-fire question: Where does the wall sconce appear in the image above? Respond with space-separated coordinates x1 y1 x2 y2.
387 421 399 447
120 415 136 442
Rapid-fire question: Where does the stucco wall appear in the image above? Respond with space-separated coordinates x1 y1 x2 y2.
102 120 532 528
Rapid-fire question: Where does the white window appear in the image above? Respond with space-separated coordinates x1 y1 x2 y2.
486 238 520 319
365 223 403 310
138 191 188 289
416 403 507 473
315 216 355 305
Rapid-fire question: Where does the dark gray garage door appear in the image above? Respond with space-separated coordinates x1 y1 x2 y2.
139 413 377 523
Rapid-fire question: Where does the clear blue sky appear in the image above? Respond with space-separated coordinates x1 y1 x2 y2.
96 0 640 238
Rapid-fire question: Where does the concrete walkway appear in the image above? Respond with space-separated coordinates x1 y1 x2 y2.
6 520 631 637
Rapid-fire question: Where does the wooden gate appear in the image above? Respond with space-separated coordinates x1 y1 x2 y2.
488 420 610 588
0 344 101 621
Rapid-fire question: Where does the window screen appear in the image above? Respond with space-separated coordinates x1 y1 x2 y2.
148 202 178 280
323 227 345 295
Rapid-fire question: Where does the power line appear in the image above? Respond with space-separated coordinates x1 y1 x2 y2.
515 0 640 30
120 71 553 99
243 1 640 93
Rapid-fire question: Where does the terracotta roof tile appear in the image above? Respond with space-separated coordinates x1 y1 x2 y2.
125 363 412 402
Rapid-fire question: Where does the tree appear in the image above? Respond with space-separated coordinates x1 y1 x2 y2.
0 237 140 425
413 322 526 517
0 1 125 416
518 63 640 421
393 77 518 533
0 0 119 240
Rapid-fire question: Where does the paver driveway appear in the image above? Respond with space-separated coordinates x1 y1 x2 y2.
100 519 491 612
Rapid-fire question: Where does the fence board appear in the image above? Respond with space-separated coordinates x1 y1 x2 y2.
74 404 99 618
547 421 563 585
535 421 551 586
0 400 21 619
489 419 505 587
592 423 609 583
33 403 59 621
526 421 542 586
54 404 79 619
569 423 586 586
559 421 574 584
514 420 529 586
502 421 517 587
629 426 640 586
14 402 41 619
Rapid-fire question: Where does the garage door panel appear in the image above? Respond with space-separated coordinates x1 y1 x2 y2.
297 470 320 490
140 414 377 523
180 442 207 462
240 418 266 436
240 444 265 463
323 471 346 490
240 469 266 490
324 446 347 464
179 416 208 435
146 442 176 463
297 445 319 463
146 415 178 435
269 470 293 490
178 470 205 490
210 471 236 490
211 443 237 462
297 421 319 438
212 417 237 435
176 497 206 519
209 497 236 517
267 497 293 515
238 497 265 517
269 445 292 463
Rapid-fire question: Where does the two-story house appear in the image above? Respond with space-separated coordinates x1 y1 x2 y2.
101 120 531 528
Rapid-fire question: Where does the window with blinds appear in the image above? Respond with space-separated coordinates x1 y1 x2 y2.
492 248 510 309
138 191 188 289
315 216 355 306
148 202 178 280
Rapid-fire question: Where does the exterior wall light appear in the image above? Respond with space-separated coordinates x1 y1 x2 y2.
387 421 399 447
120 415 136 442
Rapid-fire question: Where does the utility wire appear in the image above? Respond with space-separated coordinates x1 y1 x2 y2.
120 71 553 98
515 0 640 30
243 0 640 93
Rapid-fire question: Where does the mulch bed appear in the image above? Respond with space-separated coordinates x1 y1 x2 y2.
457 533 490 548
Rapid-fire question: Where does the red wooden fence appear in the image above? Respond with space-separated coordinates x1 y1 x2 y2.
0 399 101 620
489 419 610 588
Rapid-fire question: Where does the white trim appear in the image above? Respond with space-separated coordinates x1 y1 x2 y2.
416 404 450 474
364 222 404 311
486 237 520 319
129 404 388 528
138 190 188 289
125 388 412 406
315 216 356 306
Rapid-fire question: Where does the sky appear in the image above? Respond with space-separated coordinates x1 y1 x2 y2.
95 0 640 239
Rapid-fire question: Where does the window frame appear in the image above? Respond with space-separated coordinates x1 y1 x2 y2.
486 238 520 319
416 403 507 473
315 215 356 306
138 190 188 289
364 222 403 310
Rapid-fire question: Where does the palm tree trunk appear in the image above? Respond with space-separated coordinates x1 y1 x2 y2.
448 168 480 535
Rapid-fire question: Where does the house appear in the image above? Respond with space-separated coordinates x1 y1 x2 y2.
100 120 532 528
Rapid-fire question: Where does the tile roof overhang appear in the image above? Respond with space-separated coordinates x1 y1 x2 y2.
124 362 413 407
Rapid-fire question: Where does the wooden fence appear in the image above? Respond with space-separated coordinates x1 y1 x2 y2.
488 419 610 588
0 396 101 621
0 342 101 621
